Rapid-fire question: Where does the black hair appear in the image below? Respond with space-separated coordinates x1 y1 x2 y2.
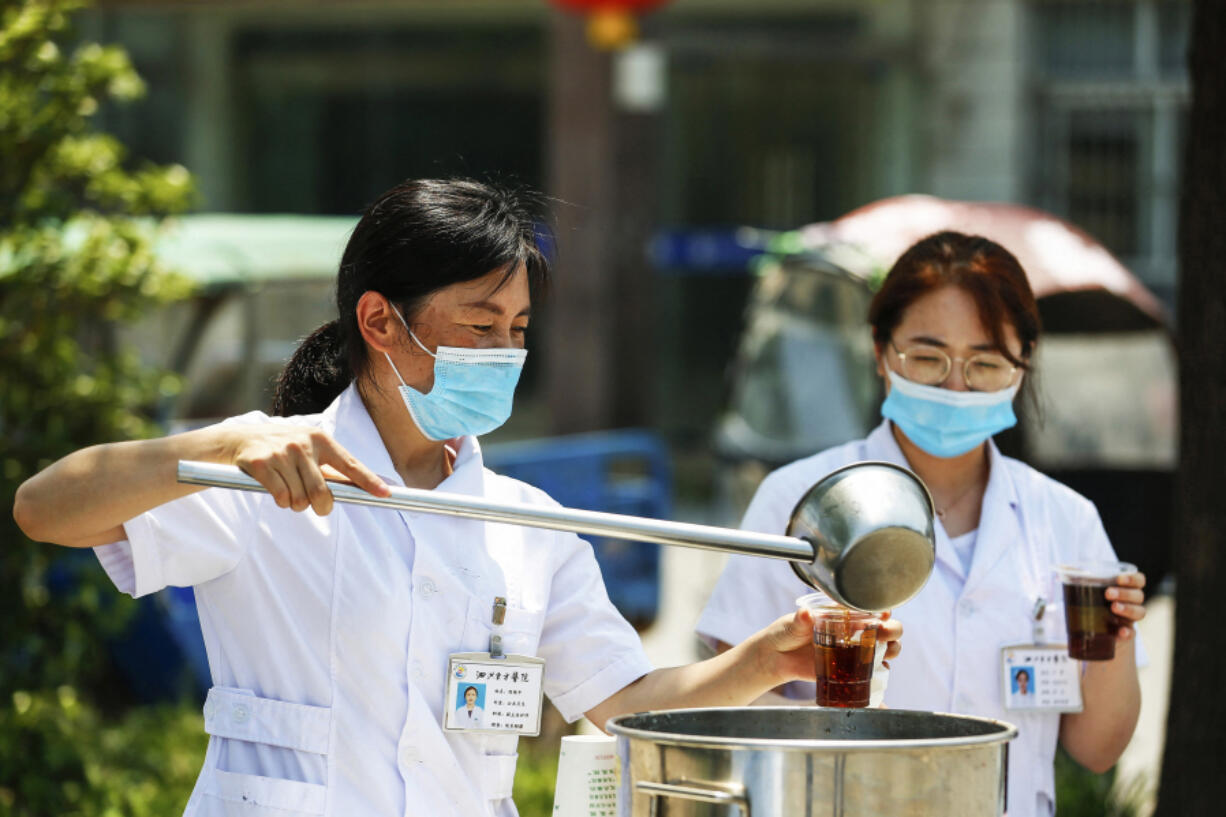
272 178 551 416
464 686 478 696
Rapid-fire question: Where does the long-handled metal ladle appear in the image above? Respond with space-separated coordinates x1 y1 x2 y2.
178 459 935 611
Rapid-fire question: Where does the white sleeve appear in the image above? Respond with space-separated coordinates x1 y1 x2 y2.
537 534 655 723
91 412 280 598
93 486 258 599
739 468 807 536
695 470 813 650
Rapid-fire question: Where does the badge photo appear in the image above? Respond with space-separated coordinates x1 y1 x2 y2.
452 682 487 728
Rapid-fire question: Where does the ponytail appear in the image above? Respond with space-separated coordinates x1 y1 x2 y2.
272 321 352 416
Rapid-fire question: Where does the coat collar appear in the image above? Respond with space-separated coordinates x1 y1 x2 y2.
863 420 1022 590
964 438 1024 593
320 383 486 497
319 384 494 583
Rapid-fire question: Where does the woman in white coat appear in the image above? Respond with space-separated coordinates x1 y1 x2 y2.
14 179 901 817
697 231 1147 817
455 687 484 727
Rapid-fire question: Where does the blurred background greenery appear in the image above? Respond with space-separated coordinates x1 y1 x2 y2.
1 1 196 813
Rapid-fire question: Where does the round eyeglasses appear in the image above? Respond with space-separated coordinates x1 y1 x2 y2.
890 342 1020 392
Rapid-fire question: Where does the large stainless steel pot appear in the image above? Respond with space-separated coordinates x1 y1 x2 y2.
607 707 1017 817
178 459 934 611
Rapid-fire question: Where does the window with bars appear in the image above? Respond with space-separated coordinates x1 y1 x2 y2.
1028 0 1190 309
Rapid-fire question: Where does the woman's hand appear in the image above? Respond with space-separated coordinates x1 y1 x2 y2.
1107 570 1147 640
1059 570 1147 773
585 609 903 727
760 608 903 685
224 426 390 516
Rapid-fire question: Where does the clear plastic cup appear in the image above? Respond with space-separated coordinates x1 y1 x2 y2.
1054 561 1137 661
797 593 883 708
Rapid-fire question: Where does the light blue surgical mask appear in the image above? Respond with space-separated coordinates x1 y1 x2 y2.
383 307 526 441
880 368 1020 458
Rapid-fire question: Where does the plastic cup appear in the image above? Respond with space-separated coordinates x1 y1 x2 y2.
797 593 882 708
551 734 619 817
1055 561 1137 661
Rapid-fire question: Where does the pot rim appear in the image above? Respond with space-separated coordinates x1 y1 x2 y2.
606 706 1018 752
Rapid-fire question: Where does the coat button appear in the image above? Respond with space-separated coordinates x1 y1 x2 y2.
960 599 975 615
232 703 250 724
411 661 425 681
417 577 437 598
400 745 420 765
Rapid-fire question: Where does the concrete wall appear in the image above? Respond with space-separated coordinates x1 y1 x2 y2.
921 0 1026 202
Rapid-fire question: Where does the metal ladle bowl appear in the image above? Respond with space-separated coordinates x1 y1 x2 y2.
178 459 935 612
787 461 936 610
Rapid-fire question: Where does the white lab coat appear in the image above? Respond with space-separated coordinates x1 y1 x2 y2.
697 420 1146 817
454 705 484 727
95 384 653 817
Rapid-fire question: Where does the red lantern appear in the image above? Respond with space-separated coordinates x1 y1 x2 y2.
550 0 672 50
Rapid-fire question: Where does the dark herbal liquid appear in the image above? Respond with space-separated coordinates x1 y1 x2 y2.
813 626 877 708
1063 582 1121 661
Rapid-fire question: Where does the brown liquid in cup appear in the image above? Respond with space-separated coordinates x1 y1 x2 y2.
813 624 878 707
1063 582 1122 661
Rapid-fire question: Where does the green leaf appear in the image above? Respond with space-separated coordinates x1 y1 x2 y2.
0 0 196 703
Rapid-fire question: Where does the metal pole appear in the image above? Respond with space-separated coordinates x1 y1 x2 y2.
177 461 815 563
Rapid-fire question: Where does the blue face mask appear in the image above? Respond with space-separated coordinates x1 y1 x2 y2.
880 369 1021 458
384 308 526 441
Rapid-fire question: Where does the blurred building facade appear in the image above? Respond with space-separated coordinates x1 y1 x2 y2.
88 0 1189 438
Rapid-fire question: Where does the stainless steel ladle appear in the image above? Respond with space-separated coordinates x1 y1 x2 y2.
177 459 935 611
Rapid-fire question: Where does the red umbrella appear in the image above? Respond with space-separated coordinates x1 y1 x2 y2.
796 195 1169 330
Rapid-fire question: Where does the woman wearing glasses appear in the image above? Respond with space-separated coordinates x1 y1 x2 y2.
697 231 1147 817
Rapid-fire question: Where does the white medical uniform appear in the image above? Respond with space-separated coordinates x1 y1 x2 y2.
697 420 1145 817
455 705 484 727
95 384 653 817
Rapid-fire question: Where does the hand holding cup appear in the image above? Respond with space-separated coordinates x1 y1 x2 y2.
1104 569 1147 640
796 593 895 708
1056 562 1147 661
768 599 901 700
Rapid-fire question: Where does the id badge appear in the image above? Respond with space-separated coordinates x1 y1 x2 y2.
444 652 546 736
1000 644 1083 713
